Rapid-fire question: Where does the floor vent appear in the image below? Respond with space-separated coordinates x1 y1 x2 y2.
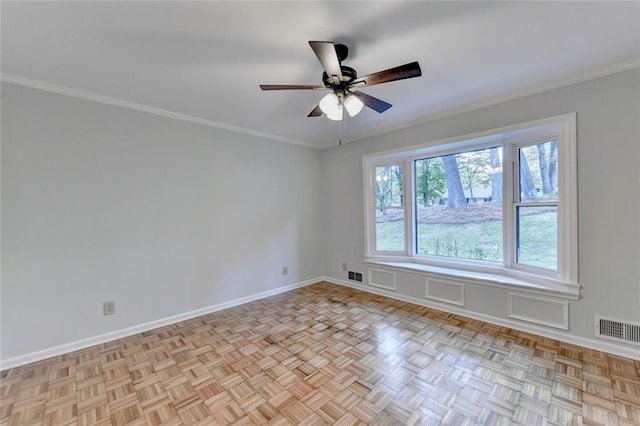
595 315 640 346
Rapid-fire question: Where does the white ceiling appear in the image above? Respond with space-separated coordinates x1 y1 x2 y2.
2 1 639 149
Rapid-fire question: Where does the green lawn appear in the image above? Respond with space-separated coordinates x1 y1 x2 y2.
376 211 557 270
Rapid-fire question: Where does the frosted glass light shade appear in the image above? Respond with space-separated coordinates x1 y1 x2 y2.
319 93 340 115
344 95 364 117
326 107 343 121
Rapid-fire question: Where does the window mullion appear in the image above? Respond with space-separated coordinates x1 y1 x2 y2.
510 143 523 270
405 158 414 257
503 146 516 269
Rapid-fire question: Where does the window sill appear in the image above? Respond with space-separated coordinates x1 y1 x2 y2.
364 259 581 300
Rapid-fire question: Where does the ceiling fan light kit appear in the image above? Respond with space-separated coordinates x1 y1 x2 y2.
319 93 365 121
260 41 422 121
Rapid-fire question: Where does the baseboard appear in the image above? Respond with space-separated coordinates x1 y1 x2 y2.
4 276 637 370
322 276 640 361
0 277 321 370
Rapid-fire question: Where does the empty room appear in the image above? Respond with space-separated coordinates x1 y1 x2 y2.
1 1 640 425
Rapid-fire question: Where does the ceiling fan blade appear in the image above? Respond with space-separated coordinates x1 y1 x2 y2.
260 84 326 90
307 105 323 117
348 61 422 88
309 41 343 82
350 91 392 113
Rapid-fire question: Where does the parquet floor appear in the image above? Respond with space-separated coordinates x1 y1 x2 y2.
1 282 639 426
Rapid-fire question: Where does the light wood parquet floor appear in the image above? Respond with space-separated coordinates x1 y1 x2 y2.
1 281 639 426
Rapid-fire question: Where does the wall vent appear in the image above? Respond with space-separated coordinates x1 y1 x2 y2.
347 271 363 282
595 315 640 346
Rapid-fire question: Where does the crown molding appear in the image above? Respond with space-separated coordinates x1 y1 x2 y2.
330 58 640 149
0 74 324 150
4 57 639 151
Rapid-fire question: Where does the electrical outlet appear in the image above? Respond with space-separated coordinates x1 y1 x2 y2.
342 262 348 272
282 266 288 275
103 301 115 316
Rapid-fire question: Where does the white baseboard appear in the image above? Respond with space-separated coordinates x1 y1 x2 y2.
4 276 637 370
0 277 320 370
322 276 640 361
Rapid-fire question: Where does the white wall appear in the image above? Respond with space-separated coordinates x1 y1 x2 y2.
322 69 640 351
2 68 639 364
1 83 325 361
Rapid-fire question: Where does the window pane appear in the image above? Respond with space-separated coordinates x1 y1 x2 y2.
376 165 403 207
415 147 503 262
376 208 405 251
520 140 558 202
517 206 558 270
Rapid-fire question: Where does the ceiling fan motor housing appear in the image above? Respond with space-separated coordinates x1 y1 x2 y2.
322 66 357 89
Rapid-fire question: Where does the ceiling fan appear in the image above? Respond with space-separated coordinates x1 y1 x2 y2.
260 41 422 121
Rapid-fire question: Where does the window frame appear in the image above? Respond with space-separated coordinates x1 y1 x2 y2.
366 161 410 256
363 113 578 295
510 138 560 278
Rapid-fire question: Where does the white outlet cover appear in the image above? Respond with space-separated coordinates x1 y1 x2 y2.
103 301 115 315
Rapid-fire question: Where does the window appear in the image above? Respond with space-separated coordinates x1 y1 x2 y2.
363 114 578 296
374 164 406 252
515 141 559 271
414 146 503 262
